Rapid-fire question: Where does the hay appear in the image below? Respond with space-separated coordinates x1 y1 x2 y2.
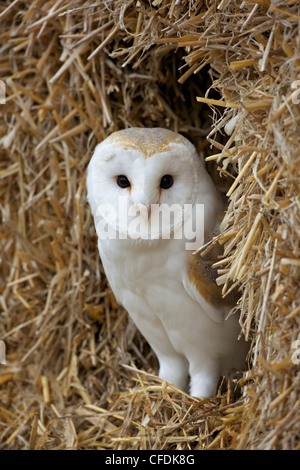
0 0 299 450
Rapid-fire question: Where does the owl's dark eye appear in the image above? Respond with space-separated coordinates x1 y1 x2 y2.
160 174 174 189
116 175 131 188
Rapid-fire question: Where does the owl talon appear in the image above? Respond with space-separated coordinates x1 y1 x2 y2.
158 356 189 391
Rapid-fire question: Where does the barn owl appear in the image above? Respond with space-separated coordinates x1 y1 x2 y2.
86 128 248 398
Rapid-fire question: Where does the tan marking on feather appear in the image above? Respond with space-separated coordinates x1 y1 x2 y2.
107 128 188 158
187 243 238 309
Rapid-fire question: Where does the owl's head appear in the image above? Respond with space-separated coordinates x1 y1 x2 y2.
87 128 218 241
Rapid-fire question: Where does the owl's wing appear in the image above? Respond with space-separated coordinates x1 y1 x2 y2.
182 243 239 323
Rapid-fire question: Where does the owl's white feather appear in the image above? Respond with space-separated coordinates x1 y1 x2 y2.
87 128 248 397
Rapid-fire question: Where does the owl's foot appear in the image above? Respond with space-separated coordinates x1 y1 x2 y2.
189 362 220 398
158 355 189 392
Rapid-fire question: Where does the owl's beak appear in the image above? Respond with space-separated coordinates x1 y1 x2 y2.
131 188 159 221
129 202 151 221
141 203 152 220
141 202 153 220
146 204 151 220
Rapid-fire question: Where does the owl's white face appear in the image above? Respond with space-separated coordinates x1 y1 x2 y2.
87 128 211 242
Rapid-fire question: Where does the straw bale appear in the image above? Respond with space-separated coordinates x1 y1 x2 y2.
0 0 299 449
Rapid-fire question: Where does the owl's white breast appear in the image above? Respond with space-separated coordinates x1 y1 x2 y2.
98 236 186 311
97 233 245 374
